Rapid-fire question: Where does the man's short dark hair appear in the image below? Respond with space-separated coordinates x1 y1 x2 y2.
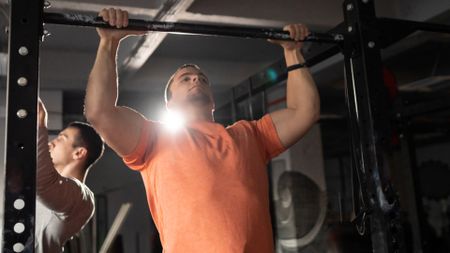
165 63 202 102
68 121 105 171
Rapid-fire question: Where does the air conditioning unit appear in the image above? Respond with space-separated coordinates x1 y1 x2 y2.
271 125 328 252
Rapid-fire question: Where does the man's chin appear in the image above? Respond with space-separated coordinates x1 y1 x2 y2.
186 93 212 105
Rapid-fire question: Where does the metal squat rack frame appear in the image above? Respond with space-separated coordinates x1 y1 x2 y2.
3 0 450 252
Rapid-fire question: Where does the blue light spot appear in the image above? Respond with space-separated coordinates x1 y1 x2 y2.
266 69 278 82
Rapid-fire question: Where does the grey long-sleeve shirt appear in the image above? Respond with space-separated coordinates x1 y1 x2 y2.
35 127 95 253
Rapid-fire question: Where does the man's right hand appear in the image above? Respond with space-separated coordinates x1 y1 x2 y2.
97 8 146 41
38 98 48 128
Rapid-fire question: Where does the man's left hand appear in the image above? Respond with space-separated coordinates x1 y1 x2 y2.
269 24 310 51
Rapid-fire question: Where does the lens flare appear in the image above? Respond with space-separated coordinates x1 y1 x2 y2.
161 110 185 132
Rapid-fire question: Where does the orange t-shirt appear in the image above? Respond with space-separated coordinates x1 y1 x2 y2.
123 114 285 253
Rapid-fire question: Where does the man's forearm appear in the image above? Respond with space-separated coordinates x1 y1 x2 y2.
85 38 121 121
37 127 59 194
285 49 320 117
266 24 320 147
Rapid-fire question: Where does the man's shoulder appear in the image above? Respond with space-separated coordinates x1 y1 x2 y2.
225 119 257 138
62 179 95 222
65 177 95 209
226 115 272 131
226 119 252 129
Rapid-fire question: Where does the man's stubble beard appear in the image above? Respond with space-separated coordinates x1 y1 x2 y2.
185 91 212 106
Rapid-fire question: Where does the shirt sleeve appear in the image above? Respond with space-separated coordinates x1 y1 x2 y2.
253 114 286 160
37 127 94 220
122 120 158 171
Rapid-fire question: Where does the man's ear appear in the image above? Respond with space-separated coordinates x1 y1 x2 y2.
73 147 88 161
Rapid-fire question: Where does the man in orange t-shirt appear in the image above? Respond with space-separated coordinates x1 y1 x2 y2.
85 8 320 253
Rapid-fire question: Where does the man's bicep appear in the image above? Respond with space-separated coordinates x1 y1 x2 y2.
269 108 316 148
92 106 147 157
42 186 94 235
37 176 92 214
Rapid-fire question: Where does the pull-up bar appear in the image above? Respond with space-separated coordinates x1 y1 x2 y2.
43 12 343 43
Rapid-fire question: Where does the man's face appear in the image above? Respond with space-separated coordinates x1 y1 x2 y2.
48 127 80 170
168 67 214 108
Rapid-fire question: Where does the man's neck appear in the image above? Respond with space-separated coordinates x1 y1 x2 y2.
177 104 214 123
185 111 214 123
57 163 86 183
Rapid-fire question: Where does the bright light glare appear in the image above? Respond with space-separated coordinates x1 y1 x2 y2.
161 110 186 132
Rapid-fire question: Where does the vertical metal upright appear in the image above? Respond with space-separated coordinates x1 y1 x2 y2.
2 0 42 251
342 0 403 252
230 88 237 122
247 80 254 120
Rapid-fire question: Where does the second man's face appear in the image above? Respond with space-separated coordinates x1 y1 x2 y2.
48 127 79 171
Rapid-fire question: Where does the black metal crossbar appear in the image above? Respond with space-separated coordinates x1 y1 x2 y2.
43 12 342 44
